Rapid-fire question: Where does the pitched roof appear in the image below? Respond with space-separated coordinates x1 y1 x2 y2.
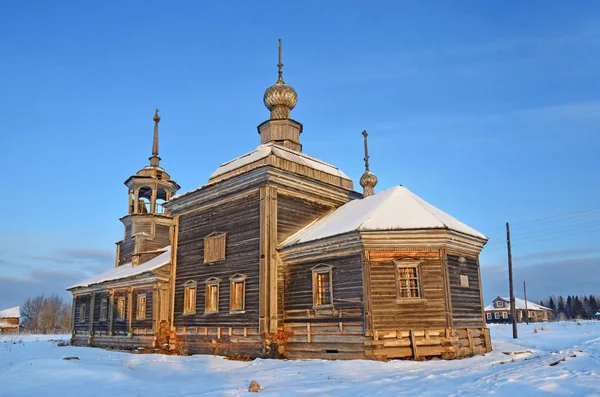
209 143 350 180
67 247 171 289
484 297 552 311
0 306 20 318
281 185 487 247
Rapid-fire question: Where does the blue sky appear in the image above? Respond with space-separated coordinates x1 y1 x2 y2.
1 1 599 308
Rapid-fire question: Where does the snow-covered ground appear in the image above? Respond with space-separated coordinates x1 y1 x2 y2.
1 322 599 396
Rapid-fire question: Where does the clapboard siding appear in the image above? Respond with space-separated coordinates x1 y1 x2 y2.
447 254 484 328
174 191 261 328
368 250 447 330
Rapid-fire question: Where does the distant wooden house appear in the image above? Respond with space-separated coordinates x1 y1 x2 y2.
67 41 491 360
595 311 600 320
484 296 551 323
0 306 20 334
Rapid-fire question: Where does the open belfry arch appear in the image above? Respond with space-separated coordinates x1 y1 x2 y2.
67 40 491 360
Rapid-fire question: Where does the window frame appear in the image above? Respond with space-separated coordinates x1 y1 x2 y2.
311 264 334 309
502 311 508 319
99 298 108 322
203 232 227 264
495 300 505 308
117 296 126 321
205 277 220 314
136 293 147 320
394 260 423 301
183 280 197 315
494 312 500 319
486 312 492 320
79 303 87 323
229 274 246 313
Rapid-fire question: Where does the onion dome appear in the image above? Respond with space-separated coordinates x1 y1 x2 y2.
360 170 378 197
263 39 297 120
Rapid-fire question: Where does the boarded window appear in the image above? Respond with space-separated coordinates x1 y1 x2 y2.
486 312 492 320
136 294 147 320
230 274 246 312
79 304 87 323
205 278 220 313
183 281 197 314
204 233 226 263
394 261 422 299
460 274 469 288
117 297 126 320
99 299 108 322
312 265 333 307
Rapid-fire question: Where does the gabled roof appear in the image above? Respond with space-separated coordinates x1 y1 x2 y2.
0 306 20 318
67 247 171 289
281 185 487 247
484 297 551 311
209 142 350 180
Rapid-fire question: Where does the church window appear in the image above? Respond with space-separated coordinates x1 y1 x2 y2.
460 274 469 288
117 297 126 320
136 294 147 320
183 281 197 314
79 304 87 323
99 299 108 322
394 261 422 299
312 265 333 308
205 278 220 313
204 233 226 263
230 274 246 312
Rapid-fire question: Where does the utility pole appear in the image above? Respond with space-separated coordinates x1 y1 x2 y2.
524 281 529 325
506 222 518 339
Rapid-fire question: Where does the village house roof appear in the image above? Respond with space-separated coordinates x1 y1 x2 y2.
484 297 552 312
0 306 20 318
281 185 487 247
67 246 171 289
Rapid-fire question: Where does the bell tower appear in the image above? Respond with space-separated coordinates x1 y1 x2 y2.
116 110 180 267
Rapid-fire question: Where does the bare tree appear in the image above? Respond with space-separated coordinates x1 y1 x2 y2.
21 294 72 334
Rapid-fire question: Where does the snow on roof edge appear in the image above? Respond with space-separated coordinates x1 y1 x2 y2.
67 246 171 289
0 306 20 318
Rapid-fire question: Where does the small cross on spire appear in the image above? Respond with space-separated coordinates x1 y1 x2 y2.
359 130 378 198
150 109 161 167
362 130 370 171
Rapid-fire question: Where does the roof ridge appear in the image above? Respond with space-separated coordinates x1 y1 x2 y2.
405 188 448 229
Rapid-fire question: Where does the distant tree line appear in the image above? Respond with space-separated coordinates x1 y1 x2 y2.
21 294 71 333
540 295 599 320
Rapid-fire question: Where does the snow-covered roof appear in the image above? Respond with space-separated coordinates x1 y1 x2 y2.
67 247 171 289
0 306 20 318
209 143 350 181
484 297 551 312
281 185 487 247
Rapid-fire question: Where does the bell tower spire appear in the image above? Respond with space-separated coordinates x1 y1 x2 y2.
359 130 378 198
150 109 161 167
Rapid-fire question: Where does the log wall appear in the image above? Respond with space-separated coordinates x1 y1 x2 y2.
173 191 261 329
447 254 484 328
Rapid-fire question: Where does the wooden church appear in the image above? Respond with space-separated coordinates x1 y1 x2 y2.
68 41 491 360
